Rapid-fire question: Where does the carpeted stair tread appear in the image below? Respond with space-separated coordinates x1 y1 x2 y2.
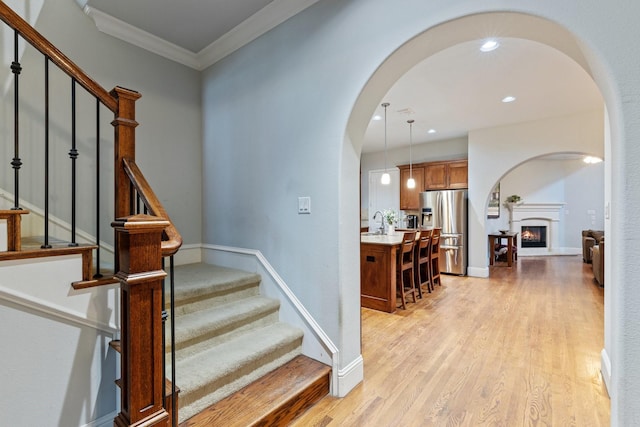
168 295 280 354
168 264 262 316
170 263 261 304
174 322 303 422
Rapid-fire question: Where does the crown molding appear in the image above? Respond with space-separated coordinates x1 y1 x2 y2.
197 0 321 69
83 6 202 70
82 0 321 71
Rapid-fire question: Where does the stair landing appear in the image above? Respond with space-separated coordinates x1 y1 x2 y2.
180 354 331 427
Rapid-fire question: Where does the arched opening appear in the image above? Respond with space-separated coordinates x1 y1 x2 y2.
345 9 612 394
484 152 604 259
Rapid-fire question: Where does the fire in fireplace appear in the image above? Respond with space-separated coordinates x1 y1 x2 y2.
521 226 547 248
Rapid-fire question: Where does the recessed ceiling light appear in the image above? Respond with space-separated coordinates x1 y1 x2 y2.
583 156 603 164
502 96 516 103
428 129 436 134
372 115 382 121
480 40 499 52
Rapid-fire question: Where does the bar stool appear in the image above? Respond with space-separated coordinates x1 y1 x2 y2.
416 229 433 294
430 228 442 288
396 230 417 309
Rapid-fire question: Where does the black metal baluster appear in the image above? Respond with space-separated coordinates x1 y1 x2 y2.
94 98 102 277
10 30 22 211
136 192 141 214
69 79 78 247
42 57 51 248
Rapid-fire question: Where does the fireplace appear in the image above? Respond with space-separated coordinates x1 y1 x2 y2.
521 226 547 248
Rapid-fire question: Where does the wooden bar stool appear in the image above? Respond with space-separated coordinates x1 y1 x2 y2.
430 228 442 288
416 229 433 295
396 231 417 309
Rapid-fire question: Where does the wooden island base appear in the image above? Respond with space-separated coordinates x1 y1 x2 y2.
360 235 402 313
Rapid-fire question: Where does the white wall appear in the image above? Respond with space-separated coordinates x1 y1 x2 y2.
467 109 604 274
201 2 640 423
487 157 605 250
0 255 119 427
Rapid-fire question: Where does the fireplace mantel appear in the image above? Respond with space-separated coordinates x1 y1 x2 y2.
508 202 566 255
506 202 566 215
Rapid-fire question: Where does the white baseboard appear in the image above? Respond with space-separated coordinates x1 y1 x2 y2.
467 266 489 278
172 244 202 265
601 348 612 397
83 410 118 427
336 355 364 397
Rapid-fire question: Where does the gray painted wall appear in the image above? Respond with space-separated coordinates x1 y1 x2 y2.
0 0 203 245
201 1 640 424
3 0 640 424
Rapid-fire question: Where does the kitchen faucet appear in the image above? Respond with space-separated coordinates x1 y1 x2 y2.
373 210 384 234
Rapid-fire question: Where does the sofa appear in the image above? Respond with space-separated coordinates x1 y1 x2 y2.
592 238 604 286
582 229 604 263
582 229 604 286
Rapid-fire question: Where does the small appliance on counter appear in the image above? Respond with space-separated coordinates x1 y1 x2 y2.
406 215 418 228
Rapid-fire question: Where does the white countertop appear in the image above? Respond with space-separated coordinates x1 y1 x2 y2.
360 233 404 246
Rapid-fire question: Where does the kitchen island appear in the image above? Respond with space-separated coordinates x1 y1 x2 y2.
360 233 405 313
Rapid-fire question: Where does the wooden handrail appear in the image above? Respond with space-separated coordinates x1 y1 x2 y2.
122 158 183 257
0 1 117 112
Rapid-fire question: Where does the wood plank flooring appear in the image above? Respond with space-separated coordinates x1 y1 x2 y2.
291 256 609 426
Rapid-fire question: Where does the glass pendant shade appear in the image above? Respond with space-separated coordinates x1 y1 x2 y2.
381 172 391 185
407 177 416 188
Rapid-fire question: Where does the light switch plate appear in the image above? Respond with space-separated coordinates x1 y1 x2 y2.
298 196 311 214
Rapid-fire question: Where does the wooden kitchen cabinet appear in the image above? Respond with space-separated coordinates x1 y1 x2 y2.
447 160 468 189
398 159 468 196
424 160 468 190
424 163 447 189
399 166 424 210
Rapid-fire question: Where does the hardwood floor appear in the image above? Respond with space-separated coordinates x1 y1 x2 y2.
291 256 609 426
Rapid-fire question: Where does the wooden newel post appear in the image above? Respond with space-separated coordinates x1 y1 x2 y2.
112 214 170 427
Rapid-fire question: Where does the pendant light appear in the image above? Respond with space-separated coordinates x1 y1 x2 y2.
406 119 416 189
380 102 391 185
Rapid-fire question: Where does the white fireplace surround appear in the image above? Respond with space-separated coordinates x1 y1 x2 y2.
508 202 566 256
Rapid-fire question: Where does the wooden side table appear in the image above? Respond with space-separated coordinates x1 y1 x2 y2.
488 232 518 267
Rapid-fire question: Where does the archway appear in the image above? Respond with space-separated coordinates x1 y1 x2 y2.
344 9 612 396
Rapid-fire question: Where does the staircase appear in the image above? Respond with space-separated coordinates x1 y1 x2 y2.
1 3 330 426
170 263 330 425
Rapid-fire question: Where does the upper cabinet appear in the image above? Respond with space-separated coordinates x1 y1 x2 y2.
398 159 468 208
399 166 425 210
424 163 448 189
424 160 468 190
444 160 468 189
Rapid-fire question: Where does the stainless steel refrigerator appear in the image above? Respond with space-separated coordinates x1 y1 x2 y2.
420 189 468 275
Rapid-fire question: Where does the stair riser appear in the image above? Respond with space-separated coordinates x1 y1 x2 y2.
169 285 260 317
166 310 280 359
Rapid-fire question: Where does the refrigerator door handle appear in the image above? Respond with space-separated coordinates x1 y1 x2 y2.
440 245 459 250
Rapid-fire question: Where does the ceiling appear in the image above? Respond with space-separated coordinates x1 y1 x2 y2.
78 2 603 155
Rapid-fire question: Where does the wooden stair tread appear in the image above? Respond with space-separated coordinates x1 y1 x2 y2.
72 274 119 290
0 243 96 261
180 354 331 427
